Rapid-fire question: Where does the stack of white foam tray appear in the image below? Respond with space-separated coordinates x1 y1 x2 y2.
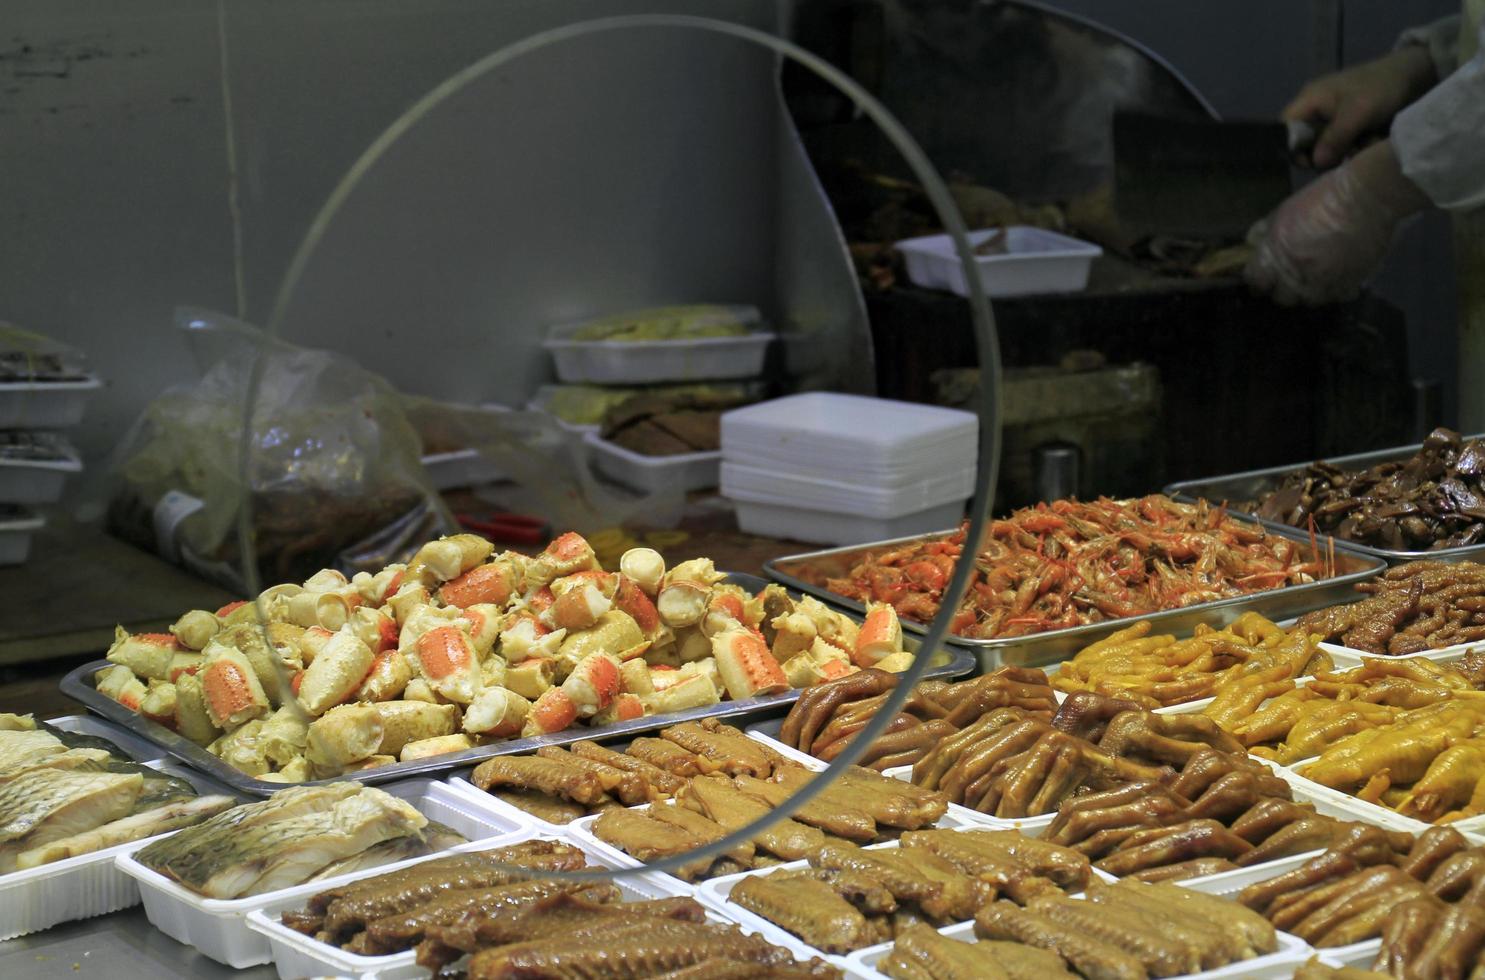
720 393 977 544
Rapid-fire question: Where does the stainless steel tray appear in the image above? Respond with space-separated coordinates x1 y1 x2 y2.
763 528 1386 671
59 572 975 797
1165 435 1485 564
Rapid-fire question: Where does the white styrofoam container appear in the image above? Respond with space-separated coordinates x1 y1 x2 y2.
732 497 966 547
1320 640 1477 669
115 779 526 968
445 774 584 837
584 431 719 494
0 507 43 565
544 315 772 385
243 827 692 980
844 918 1310 980
895 226 1103 298
0 375 102 428
0 453 82 505
720 460 974 520
0 758 239 941
720 393 978 486
1277 759 1462 834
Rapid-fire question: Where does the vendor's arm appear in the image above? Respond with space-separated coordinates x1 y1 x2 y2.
1392 16 1485 211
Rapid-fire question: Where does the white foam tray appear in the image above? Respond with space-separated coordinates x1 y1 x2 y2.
720 460 974 520
0 754 239 941
115 778 526 968
895 225 1102 298
0 375 102 428
544 314 772 384
0 452 82 505
0 507 43 565
697 831 1117 966
844 917 1310 980
1181 850 1379 971
244 827 694 980
584 430 719 494
720 393 977 486
732 496 967 548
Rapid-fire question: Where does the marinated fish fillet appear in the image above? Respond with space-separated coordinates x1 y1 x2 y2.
14 794 236 869
303 829 460 883
0 748 112 784
0 729 67 770
0 769 143 872
136 784 426 898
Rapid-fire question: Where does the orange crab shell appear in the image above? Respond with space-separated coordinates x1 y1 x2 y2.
523 687 577 735
713 629 789 700
544 531 598 572
214 600 248 619
853 604 904 667
439 562 518 609
548 582 611 632
528 586 557 615
201 653 269 728
560 651 621 716
462 604 503 656
614 575 661 635
356 649 413 702
593 692 644 725
415 625 477 682
818 658 856 681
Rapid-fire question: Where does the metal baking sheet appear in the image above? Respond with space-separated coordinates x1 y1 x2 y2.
764 527 1386 671
59 572 975 797
1165 434 1485 564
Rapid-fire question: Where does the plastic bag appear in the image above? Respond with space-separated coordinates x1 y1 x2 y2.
106 309 453 593
104 309 685 593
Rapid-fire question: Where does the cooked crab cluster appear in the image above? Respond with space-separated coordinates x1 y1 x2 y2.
97 531 913 780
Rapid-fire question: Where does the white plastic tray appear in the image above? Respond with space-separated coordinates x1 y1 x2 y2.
732 496 967 548
844 917 1310 980
895 226 1102 298
544 315 772 384
1319 640 1477 668
115 778 526 968
243 827 691 980
0 375 102 428
584 430 719 494
0 757 238 941
1278 757 1475 834
0 453 82 505
0 507 43 565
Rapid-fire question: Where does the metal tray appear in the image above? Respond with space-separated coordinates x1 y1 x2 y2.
59 572 975 797
1165 435 1485 564
764 527 1385 671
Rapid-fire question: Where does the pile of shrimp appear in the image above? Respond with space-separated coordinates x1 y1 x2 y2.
821 495 1335 639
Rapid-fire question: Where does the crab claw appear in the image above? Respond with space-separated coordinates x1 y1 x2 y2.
522 687 578 736
297 628 374 716
657 582 709 629
408 533 495 585
410 625 482 704
526 532 599 589
702 590 746 638
95 664 148 713
592 692 645 726
439 560 519 609
546 582 612 632
712 628 789 701
200 648 271 727
619 547 665 596
561 650 622 717
463 687 532 738
614 575 661 636
854 603 904 667
462 604 504 657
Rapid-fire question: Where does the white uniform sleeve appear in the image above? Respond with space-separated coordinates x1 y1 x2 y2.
1392 17 1485 211
1396 15 1463 78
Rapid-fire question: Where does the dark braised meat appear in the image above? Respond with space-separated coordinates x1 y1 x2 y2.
1255 427 1485 551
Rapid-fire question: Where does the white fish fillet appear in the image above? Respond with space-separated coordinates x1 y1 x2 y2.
0 748 113 786
0 729 67 770
14 794 238 869
0 769 143 871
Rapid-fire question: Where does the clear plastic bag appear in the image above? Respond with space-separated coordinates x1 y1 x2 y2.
0 322 91 382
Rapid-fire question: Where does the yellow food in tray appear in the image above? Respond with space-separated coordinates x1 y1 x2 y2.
98 532 920 781
1051 612 1332 708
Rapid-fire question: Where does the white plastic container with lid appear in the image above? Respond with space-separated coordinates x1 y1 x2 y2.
544 304 773 384
115 779 527 968
0 507 43 565
720 393 977 488
895 225 1102 298
730 496 964 547
0 432 83 504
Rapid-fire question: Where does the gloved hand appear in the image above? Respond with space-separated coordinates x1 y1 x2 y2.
1245 140 1431 306
1284 46 1437 168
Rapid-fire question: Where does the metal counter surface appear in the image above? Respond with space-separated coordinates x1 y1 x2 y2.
0 908 275 980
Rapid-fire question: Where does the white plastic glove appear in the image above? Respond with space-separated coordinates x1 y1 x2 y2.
1245 141 1430 306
